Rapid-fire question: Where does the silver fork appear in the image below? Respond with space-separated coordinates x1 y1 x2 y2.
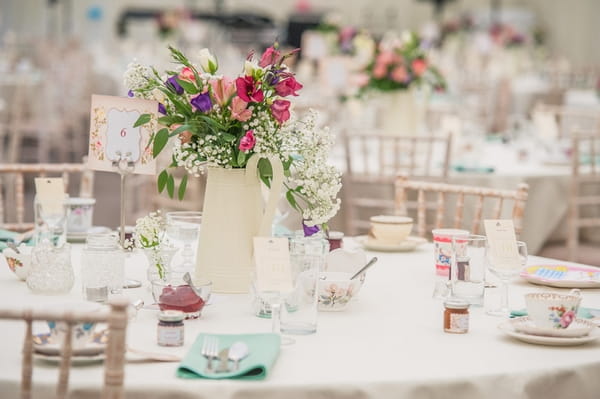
201 336 219 373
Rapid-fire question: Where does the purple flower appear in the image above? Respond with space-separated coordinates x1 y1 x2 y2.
127 90 134 97
166 76 184 95
302 222 320 237
190 92 212 113
158 103 166 115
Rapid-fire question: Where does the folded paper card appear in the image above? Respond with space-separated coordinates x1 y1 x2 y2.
177 333 281 380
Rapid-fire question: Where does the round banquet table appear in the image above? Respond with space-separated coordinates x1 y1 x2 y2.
1 242 600 399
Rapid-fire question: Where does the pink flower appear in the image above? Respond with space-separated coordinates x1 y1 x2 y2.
235 75 264 103
411 58 427 76
178 67 196 82
271 99 291 124
559 310 575 328
376 51 395 66
351 73 370 87
373 63 387 79
238 130 256 152
259 46 281 68
391 66 408 83
275 76 303 97
230 96 252 122
210 77 236 106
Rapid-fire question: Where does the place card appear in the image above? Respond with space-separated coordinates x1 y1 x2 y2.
484 219 520 270
253 237 293 293
34 177 65 214
87 95 159 175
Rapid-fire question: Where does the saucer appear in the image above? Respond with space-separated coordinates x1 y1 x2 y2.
498 319 600 346
356 235 427 252
510 316 595 338
520 264 600 289
34 352 105 365
33 329 108 356
67 226 111 242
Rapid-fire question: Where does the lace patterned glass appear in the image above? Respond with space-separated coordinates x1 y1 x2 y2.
26 242 74 295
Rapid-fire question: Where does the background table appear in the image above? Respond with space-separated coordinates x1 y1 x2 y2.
0 242 599 399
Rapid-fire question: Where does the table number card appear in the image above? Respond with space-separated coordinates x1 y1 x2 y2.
34 178 65 214
484 219 520 270
253 237 293 293
88 95 159 175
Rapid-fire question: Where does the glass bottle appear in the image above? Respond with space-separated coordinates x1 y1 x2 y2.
27 241 74 294
81 233 125 302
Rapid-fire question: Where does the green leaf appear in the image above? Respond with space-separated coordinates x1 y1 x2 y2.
134 113 152 127
158 115 185 125
221 133 236 142
178 174 188 200
157 170 168 193
153 128 169 158
169 124 193 137
237 151 246 167
166 174 175 198
286 190 300 211
176 78 199 94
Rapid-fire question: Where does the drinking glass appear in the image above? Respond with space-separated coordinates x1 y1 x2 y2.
251 274 295 346
449 235 487 306
166 211 202 272
486 241 528 317
34 195 69 247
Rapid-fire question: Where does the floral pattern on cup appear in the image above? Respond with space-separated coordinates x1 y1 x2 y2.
2 245 33 281
548 305 577 329
47 320 97 348
317 272 365 311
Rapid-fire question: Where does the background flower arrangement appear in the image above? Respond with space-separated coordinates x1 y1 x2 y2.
125 44 341 228
134 211 172 279
359 32 446 94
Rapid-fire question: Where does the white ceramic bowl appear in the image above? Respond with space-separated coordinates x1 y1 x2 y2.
2 245 33 281
318 272 365 311
525 289 582 329
368 215 413 244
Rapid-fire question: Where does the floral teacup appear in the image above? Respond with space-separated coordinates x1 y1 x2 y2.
46 302 103 348
525 289 582 329
318 272 365 311
2 245 33 281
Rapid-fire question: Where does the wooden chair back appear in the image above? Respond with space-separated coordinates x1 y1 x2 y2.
567 131 600 260
394 175 529 238
342 131 452 235
0 162 94 231
0 299 128 399
533 103 600 140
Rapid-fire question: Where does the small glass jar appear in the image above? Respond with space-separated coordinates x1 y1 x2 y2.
443 299 470 334
157 310 185 347
81 233 125 302
27 241 74 294
327 231 344 252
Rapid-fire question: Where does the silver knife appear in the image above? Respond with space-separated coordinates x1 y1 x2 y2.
216 347 230 373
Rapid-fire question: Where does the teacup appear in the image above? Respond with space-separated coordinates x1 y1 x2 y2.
66 197 96 233
525 289 582 329
2 244 33 281
46 302 103 348
368 215 413 245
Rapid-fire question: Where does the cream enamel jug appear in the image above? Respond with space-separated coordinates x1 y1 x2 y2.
195 154 284 293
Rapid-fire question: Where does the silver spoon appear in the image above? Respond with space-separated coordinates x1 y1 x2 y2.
183 272 204 299
228 341 249 371
350 257 378 280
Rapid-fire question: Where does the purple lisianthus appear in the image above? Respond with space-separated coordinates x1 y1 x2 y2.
166 76 184 95
190 92 212 113
158 103 167 115
302 222 320 237
127 90 134 97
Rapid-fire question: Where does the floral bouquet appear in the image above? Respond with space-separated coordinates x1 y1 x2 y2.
124 44 341 229
359 32 446 94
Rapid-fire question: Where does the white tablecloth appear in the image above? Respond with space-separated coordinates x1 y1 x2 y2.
1 244 600 398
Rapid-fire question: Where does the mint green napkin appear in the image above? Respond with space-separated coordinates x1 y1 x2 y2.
510 307 600 319
177 333 281 380
452 164 495 174
0 229 33 251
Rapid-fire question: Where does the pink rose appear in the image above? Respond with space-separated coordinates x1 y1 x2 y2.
373 63 387 79
275 76 303 97
210 77 236 106
271 99 291 124
259 46 281 68
411 58 427 76
391 66 408 83
178 67 196 82
230 96 252 122
559 310 575 328
238 130 256 152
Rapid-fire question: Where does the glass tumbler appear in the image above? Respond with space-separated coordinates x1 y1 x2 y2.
449 235 487 306
279 232 328 335
34 194 69 247
81 233 125 302
27 241 74 295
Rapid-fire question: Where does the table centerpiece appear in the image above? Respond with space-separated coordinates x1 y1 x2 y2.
125 44 341 293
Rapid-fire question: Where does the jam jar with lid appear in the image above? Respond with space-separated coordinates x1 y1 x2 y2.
157 310 185 346
443 298 470 334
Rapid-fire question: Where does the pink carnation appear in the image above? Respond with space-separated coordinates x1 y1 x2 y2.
391 66 408 83
411 59 427 76
271 99 291 124
238 130 256 152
